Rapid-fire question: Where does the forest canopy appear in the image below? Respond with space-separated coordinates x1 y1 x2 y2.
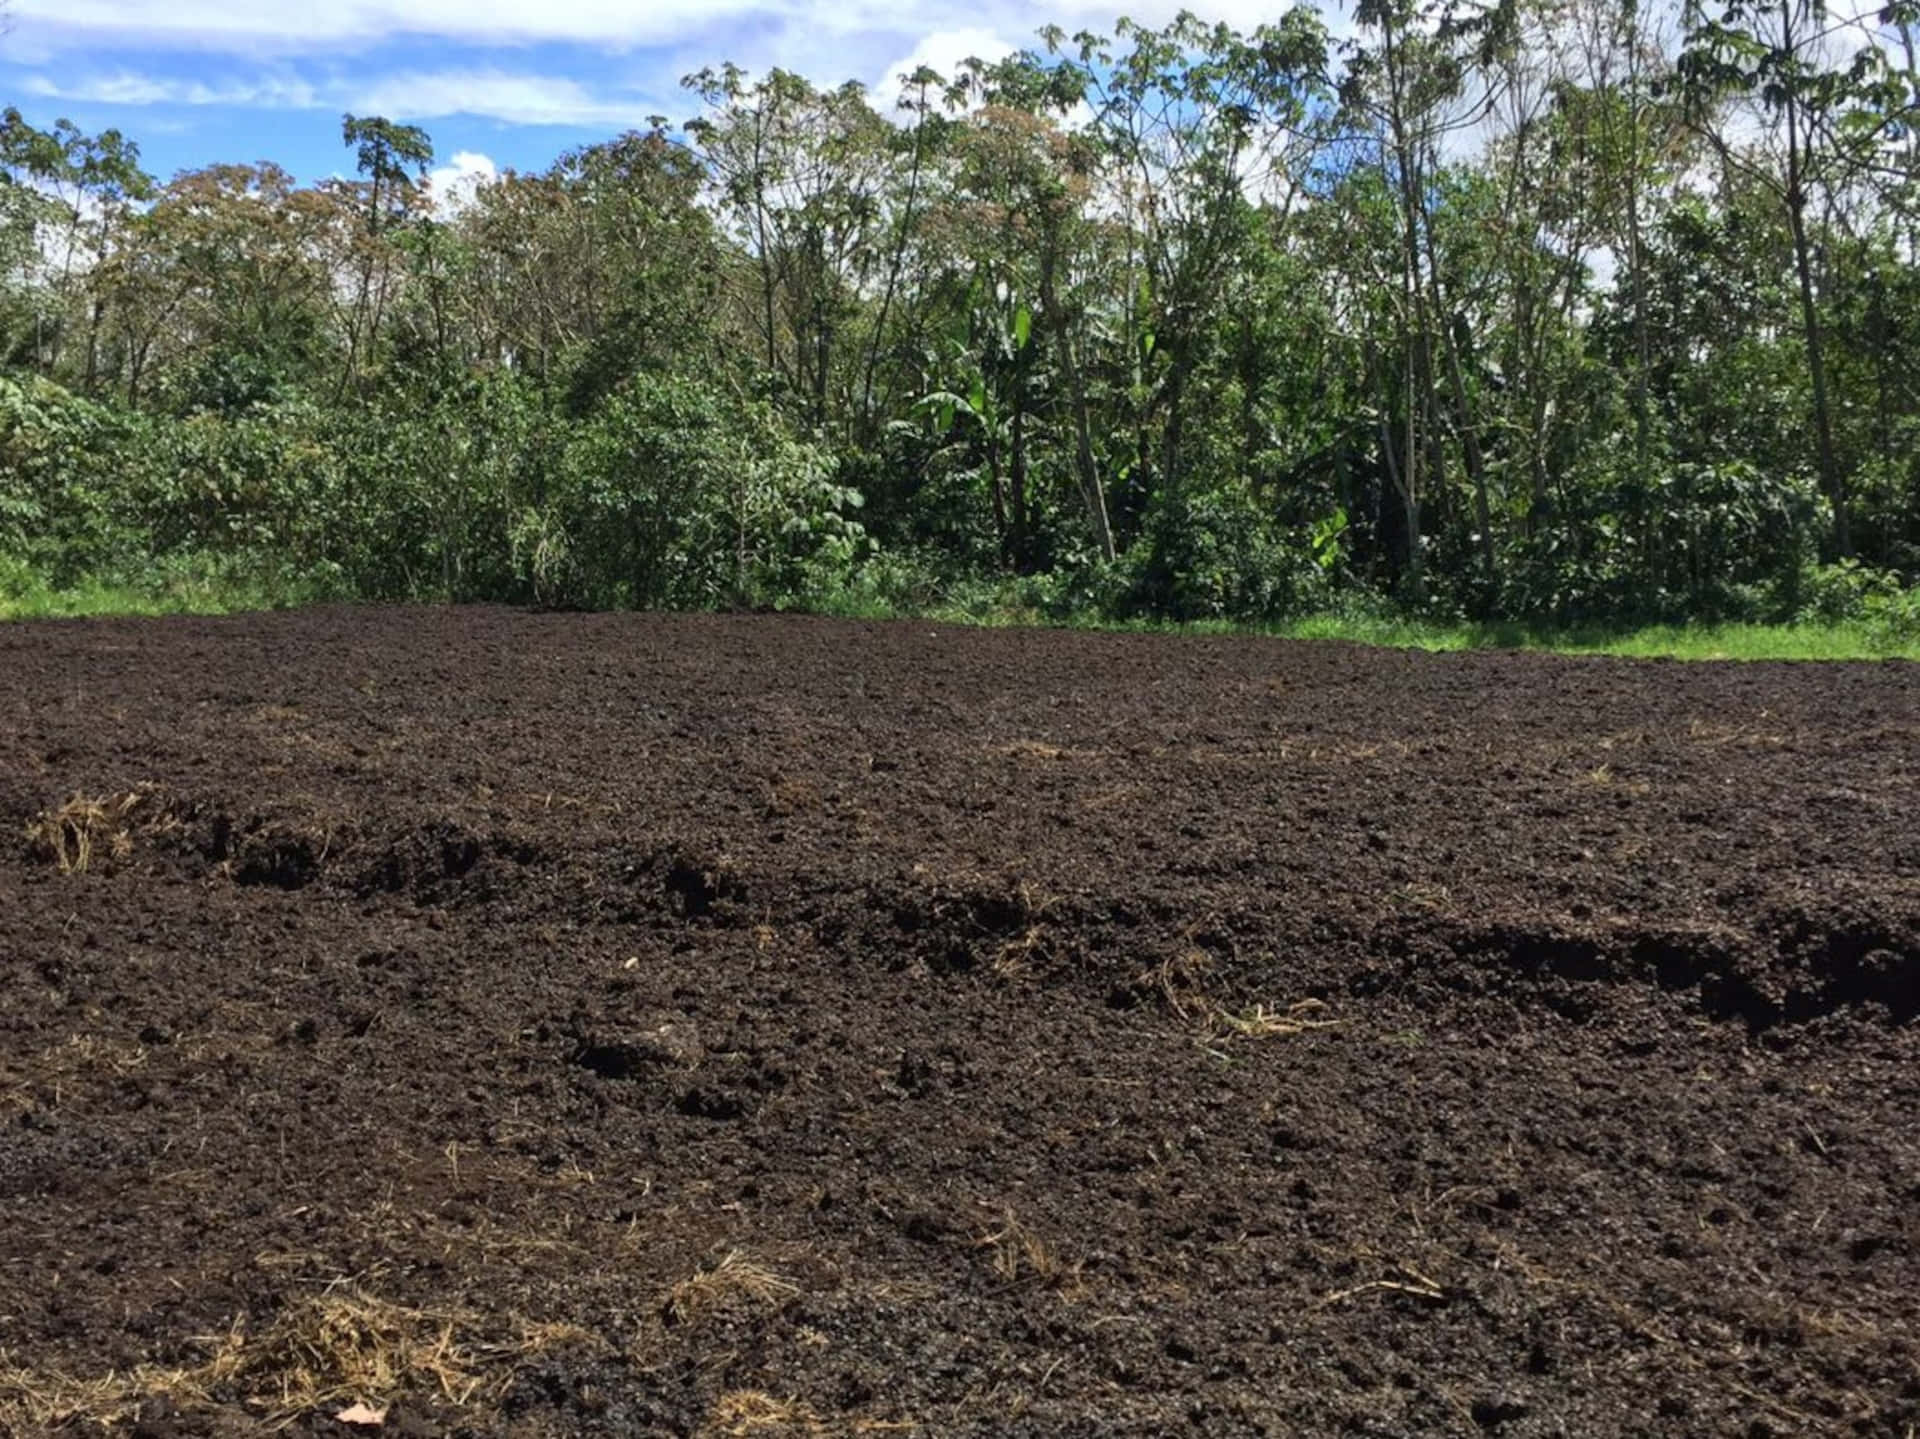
2 0 1918 634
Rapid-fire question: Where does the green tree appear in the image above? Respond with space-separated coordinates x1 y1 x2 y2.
337 114 434 396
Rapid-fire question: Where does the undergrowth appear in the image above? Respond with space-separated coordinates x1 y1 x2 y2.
3 556 1914 660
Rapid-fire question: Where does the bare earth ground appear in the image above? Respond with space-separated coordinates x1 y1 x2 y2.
0 606 1916 1438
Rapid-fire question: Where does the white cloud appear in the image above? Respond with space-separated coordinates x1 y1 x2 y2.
427 148 497 213
351 69 668 126
10 0 1297 57
19 64 663 129
2 0 1523 156
20 62 676 132
23 70 319 108
868 27 1016 109
12 0 775 52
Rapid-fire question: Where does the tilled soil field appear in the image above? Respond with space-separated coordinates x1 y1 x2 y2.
1 607 1917 1438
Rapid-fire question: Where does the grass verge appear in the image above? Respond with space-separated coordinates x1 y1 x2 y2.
0 557 320 622
1264 614 1918 661
816 591 1920 661
5 560 1913 659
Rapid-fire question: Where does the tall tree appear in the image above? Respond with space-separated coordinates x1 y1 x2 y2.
336 114 433 397
1677 0 1906 553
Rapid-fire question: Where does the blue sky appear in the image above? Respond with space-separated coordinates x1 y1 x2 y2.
0 0 1279 193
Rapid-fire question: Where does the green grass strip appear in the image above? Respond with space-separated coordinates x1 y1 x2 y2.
7 571 1915 660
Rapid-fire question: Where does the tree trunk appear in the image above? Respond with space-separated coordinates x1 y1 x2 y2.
1160 349 1192 500
859 85 929 438
1038 258 1116 564
1009 393 1030 570
987 433 1009 559
1784 73 1849 555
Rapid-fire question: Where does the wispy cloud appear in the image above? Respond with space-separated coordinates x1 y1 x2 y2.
21 65 670 130
10 0 1284 57
24 70 320 108
352 69 670 126
11 0 779 53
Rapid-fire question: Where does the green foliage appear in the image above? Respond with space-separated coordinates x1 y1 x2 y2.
0 372 155 579
0 549 327 620
1124 485 1329 622
541 372 861 610
342 115 434 209
1498 453 1825 624
1 6 1916 637
1862 585 1920 650
1791 558 1904 623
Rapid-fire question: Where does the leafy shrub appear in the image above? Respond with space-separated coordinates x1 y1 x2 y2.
1122 485 1327 622
0 372 156 579
1864 586 1920 652
1791 558 1905 624
1502 455 1827 625
543 372 861 611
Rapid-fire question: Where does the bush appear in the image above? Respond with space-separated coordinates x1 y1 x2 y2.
1864 586 1920 652
541 372 862 611
1790 558 1905 624
0 372 157 580
1499 455 1827 626
1122 485 1328 622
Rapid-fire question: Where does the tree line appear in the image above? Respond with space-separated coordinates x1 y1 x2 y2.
2 0 1918 631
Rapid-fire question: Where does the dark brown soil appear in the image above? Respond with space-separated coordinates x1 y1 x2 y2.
2 606 1917 1437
